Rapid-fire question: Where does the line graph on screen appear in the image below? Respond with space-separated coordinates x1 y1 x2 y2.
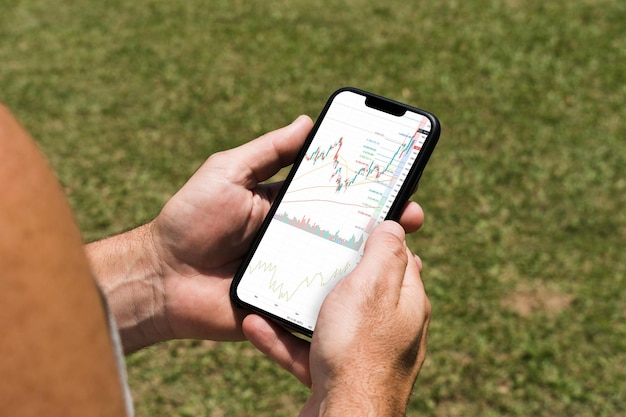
247 258 354 303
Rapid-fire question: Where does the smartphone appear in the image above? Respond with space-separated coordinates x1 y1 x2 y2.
230 87 440 338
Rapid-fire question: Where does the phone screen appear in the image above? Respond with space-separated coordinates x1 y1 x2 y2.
232 88 439 335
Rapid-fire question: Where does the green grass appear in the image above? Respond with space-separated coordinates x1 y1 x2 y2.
2 0 625 415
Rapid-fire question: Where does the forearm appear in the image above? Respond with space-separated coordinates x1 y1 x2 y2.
86 222 170 353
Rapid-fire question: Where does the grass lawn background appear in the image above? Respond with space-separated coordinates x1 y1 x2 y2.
1 0 624 415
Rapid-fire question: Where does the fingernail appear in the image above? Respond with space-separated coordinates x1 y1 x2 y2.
291 114 311 126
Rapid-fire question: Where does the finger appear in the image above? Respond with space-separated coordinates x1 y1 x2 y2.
397 201 425 234
402 248 425 296
350 221 409 298
399 248 430 335
242 314 312 387
232 115 313 185
413 252 423 272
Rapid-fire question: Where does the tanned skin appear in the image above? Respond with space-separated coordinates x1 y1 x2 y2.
0 105 127 417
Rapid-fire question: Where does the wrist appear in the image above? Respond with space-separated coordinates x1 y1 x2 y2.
303 372 412 417
86 222 171 353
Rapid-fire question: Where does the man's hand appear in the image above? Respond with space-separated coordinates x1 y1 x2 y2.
88 116 314 352
244 221 431 416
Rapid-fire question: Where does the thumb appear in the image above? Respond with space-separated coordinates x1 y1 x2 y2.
350 221 409 297
232 115 314 184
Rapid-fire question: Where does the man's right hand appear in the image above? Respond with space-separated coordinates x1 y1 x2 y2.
244 220 431 417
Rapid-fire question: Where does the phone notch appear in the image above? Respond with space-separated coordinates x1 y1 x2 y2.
365 95 407 117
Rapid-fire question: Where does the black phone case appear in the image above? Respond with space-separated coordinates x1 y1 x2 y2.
230 87 440 338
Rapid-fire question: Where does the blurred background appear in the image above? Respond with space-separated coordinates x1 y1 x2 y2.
1 0 624 415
